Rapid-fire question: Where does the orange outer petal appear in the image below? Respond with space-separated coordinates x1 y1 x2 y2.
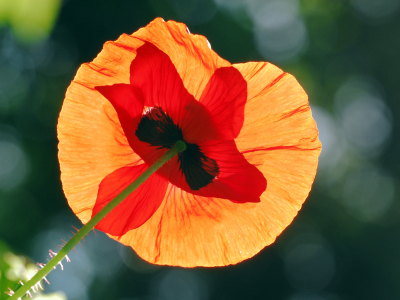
58 18 321 267
133 18 231 98
113 63 321 267
58 18 228 224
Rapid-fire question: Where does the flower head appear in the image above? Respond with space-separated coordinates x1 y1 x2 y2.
58 18 321 267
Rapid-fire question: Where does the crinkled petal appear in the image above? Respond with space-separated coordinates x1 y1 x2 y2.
95 84 143 121
234 61 320 210
95 79 171 166
58 39 142 223
126 41 245 144
163 140 266 203
133 18 230 99
181 66 247 143
114 186 267 267
128 41 194 126
111 61 320 267
59 19 320 267
93 164 169 236
58 17 226 225
197 140 266 202
95 84 143 148
194 67 247 142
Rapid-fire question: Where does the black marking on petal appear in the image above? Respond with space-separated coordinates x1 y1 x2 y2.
135 106 219 190
136 107 183 149
178 143 219 190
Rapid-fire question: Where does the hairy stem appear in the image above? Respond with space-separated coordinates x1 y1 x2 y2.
9 140 186 300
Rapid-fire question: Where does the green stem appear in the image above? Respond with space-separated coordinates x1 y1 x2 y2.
9 141 186 300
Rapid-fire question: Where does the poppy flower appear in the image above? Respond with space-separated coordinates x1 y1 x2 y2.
58 18 321 267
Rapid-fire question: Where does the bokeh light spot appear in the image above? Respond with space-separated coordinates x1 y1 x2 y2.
285 241 335 291
312 106 349 184
0 138 29 190
335 76 392 157
341 166 395 223
251 0 307 61
152 269 208 300
350 0 400 22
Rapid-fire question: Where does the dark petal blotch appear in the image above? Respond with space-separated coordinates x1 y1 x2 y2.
135 107 219 190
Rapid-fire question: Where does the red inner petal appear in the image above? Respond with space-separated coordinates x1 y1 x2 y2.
93 164 168 236
164 140 267 203
129 42 195 127
129 42 249 144
95 83 143 148
92 42 264 233
189 67 247 142
95 82 165 164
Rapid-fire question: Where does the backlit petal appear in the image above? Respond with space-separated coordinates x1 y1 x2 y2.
164 140 266 203
111 62 320 267
196 67 247 141
197 140 266 202
133 18 230 99
95 84 143 148
126 41 244 144
59 17 226 225
59 19 321 267
114 186 269 267
93 164 169 236
128 42 194 126
95 79 174 166
234 62 320 211
126 41 220 144
181 66 247 143
58 37 142 222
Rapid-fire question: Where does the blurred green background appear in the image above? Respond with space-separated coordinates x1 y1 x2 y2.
1 0 400 299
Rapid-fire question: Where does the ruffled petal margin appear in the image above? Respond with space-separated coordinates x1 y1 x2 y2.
59 17 224 224
114 62 321 267
58 57 140 223
95 84 143 148
133 18 230 99
125 40 247 144
58 19 321 267
128 41 194 128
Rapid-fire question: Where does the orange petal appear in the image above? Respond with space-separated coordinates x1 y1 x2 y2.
59 19 320 267
110 62 320 267
93 164 169 235
115 186 266 267
59 18 230 224
58 82 138 223
133 18 231 99
234 62 320 211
